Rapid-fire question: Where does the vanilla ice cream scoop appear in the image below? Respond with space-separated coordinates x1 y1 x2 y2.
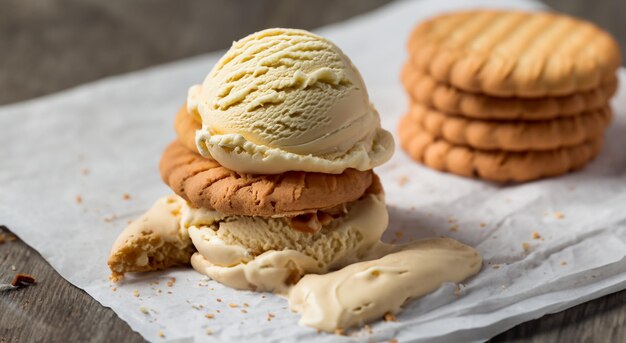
189 28 394 174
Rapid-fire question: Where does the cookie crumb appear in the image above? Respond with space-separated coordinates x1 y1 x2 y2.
383 312 397 322
448 224 458 232
205 314 214 319
229 303 238 308
241 309 248 314
453 284 463 296
10 265 16 271
389 339 398 343
554 212 564 219
364 324 373 334
491 265 500 270
398 176 409 186
111 287 117 292
140 307 149 315
522 242 530 252
216 298 222 303
560 260 568 266
394 231 404 239
243 303 249 307
103 214 117 222
11 274 36 287
81 168 90 176
75 195 83 204
167 277 176 287
133 289 140 297
532 231 541 240
158 331 165 338
479 222 486 228
206 329 212 335
122 193 132 200
334 328 345 336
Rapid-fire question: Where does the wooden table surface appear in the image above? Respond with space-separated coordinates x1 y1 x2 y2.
1 0 625 342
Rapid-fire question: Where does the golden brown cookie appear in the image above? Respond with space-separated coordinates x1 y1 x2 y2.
159 141 375 217
408 10 621 97
401 63 618 120
174 104 200 153
398 115 602 182
108 195 194 281
407 102 611 151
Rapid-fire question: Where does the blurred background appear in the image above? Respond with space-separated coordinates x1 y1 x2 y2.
0 0 624 105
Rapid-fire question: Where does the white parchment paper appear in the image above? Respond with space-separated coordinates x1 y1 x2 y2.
2 0 626 342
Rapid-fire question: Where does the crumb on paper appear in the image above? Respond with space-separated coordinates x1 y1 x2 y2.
11 274 36 287
140 307 149 315
206 329 212 335
491 265 500 270
454 284 463 296
241 309 248 314
216 298 222 303
383 312 397 322
229 303 238 308
75 195 83 204
158 331 165 338
447 217 457 224
448 224 458 232
561 260 568 266
81 168 90 176
389 339 398 343
205 314 214 319
334 328 345 336
122 193 132 200
11 265 16 271
554 212 565 219
532 231 541 240
109 273 123 283
480 222 486 228
111 287 117 292
364 324 373 334
133 289 140 297
394 231 404 239
522 242 530 252
243 303 249 307
397 176 409 186
104 214 117 223
167 277 176 287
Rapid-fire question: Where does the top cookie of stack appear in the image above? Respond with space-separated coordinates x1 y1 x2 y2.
399 10 621 182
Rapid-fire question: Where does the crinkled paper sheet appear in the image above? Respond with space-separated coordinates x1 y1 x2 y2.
2 0 626 342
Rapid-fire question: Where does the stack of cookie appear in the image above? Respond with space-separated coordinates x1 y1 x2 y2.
108 28 396 291
399 10 621 182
